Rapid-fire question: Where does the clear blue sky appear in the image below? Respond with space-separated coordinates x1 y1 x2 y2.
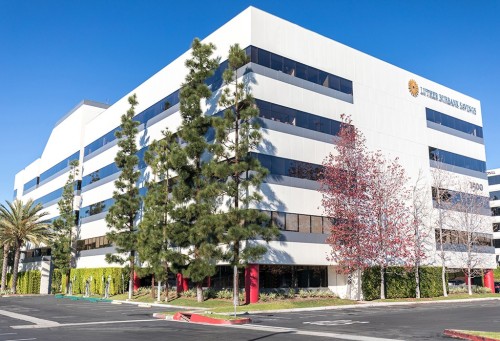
0 0 499 202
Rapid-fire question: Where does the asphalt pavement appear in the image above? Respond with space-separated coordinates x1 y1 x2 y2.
0 295 499 340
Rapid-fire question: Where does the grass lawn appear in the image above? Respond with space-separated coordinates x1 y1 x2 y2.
370 293 499 303
460 330 500 340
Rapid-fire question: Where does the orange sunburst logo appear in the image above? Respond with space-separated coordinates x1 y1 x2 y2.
408 79 419 97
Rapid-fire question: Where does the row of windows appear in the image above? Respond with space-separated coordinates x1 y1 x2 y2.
246 46 353 96
490 190 500 201
435 228 492 247
489 175 500 186
492 207 500 216
431 187 489 209
494 239 500 248
83 45 353 159
76 235 111 252
83 92 179 157
261 210 331 234
23 151 80 194
493 223 500 232
251 153 323 182
426 108 483 138
256 99 341 136
81 147 148 190
32 181 81 208
24 247 51 260
429 147 486 173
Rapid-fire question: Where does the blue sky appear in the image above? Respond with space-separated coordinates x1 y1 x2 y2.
0 0 499 202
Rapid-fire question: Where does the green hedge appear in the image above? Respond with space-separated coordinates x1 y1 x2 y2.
493 268 500 281
65 268 126 295
3 271 41 294
362 266 446 301
51 269 63 294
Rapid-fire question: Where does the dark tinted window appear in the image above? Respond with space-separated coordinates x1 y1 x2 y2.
426 108 483 138
489 175 500 186
429 147 486 173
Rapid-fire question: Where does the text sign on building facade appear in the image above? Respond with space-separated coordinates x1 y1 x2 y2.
408 79 477 115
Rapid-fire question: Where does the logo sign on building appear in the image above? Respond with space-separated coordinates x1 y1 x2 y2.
408 79 477 115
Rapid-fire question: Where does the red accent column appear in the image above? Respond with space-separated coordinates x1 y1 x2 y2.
207 276 211 288
245 264 259 304
133 272 140 291
176 273 184 294
484 269 495 293
464 276 470 285
182 277 189 292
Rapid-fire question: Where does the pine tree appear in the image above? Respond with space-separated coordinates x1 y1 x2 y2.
211 44 279 305
51 160 79 293
137 129 179 301
105 94 141 300
168 38 221 302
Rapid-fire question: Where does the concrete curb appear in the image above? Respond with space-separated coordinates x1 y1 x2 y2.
218 297 500 315
443 329 500 341
111 299 205 310
172 312 252 325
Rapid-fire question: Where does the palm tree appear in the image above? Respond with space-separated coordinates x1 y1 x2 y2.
0 199 51 294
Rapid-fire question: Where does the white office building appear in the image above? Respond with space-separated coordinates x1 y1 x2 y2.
13 7 495 298
487 169 500 264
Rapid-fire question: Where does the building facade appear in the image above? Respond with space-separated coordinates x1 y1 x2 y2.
488 169 500 264
13 7 495 298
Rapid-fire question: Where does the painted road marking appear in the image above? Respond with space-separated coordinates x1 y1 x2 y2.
0 310 59 328
4 338 36 341
11 319 163 329
223 323 402 341
303 319 369 326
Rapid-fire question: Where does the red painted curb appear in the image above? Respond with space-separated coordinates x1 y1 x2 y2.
172 312 251 325
444 329 499 341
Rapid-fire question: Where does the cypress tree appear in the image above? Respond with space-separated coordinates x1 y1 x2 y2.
137 129 179 301
169 38 221 302
105 94 141 300
51 159 79 294
212 44 279 305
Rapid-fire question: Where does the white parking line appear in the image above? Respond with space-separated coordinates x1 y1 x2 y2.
11 319 163 329
223 323 403 341
4 338 36 341
0 310 59 328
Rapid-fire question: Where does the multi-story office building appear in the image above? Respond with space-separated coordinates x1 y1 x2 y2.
13 7 495 298
488 169 500 264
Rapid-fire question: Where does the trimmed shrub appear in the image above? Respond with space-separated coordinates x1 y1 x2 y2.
51 269 63 294
362 266 446 301
6 271 41 294
67 267 125 296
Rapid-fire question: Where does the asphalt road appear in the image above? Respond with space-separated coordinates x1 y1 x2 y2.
0 296 499 341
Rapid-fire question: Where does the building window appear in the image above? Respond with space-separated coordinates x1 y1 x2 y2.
426 108 483 138
429 147 486 173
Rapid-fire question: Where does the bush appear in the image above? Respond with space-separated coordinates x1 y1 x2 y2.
362 266 446 301
51 269 63 294
6 271 41 294
66 267 125 296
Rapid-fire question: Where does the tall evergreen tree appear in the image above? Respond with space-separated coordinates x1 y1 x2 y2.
169 38 221 302
105 94 141 300
51 160 79 293
137 129 180 301
211 44 279 305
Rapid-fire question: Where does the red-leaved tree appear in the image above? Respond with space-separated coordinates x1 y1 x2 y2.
319 115 373 300
320 115 415 300
365 151 415 299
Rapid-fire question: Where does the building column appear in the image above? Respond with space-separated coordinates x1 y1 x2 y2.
245 264 259 304
133 271 140 291
484 269 495 293
176 273 184 294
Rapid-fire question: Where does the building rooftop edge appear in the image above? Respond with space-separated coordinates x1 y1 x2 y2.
54 100 110 127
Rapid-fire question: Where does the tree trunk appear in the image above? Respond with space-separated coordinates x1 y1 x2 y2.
233 265 239 306
415 263 421 299
441 262 447 297
196 282 203 303
467 272 473 296
380 266 385 300
11 245 21 294
1 244 9 292
128 252 135 300
65 272 70 294
164 266 169 302
157 280 161 302
356 270 362 301
151 274 155 299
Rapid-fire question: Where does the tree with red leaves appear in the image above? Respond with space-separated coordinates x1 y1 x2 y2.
320 116 415 300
